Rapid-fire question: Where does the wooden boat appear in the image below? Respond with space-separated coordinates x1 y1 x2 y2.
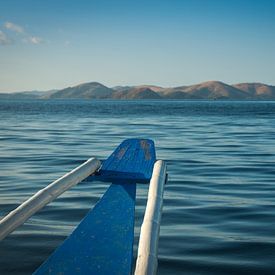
0 138 167 274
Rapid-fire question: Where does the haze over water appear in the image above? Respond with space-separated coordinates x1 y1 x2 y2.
0 100 275 274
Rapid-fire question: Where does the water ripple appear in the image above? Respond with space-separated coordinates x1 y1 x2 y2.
1 100 275 274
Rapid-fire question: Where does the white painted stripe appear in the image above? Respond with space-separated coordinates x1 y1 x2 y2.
135 160 167 275
0 157 101 241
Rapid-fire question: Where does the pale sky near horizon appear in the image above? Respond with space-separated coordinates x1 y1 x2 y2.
0 0 275 92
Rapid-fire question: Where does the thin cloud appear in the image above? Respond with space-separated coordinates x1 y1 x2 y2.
4 21 24 34
0 30 12 45
3 21 43 45
28 36 43 44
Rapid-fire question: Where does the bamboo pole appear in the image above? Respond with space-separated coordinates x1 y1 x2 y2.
0 157 101 241
135 160 167 275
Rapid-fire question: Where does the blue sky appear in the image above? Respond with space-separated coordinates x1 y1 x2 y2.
0 0 275 92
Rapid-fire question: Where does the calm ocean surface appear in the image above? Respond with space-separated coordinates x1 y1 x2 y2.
0 100 275 274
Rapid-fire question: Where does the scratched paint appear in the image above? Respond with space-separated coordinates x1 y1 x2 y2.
96 139 156 183
116 145 129 160
140 139 151 160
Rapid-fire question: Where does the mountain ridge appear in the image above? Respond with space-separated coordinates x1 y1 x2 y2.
1 81 275 100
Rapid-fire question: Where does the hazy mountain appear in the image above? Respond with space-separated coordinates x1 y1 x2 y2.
113 85 165 93
112 87 161 99
233 83 275 99
1 81 275 100
112 86 131 92
166 81 248 99
0 90 56 99
130 85 165 93
46 82 114 99
157 86 187 97
0 92 38 100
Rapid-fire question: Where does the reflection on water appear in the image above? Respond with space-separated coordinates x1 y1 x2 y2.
0 100 275 274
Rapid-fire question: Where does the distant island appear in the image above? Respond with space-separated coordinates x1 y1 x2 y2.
1 81 275 100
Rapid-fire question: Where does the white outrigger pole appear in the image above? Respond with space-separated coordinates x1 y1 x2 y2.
135 160 167 275
0 158 101 241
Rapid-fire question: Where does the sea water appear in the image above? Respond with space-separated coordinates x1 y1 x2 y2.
0 100 275 274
